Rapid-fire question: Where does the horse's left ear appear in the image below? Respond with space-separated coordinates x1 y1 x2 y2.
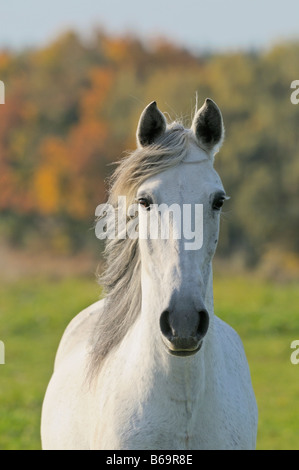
191 98 224 157
136 101 167 147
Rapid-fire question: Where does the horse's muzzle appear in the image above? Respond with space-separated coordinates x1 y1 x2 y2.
159 309 209 356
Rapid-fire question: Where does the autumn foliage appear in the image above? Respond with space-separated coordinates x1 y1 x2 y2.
0 30 299 268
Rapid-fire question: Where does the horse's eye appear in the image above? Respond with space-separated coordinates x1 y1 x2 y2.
138 197 151 211
212 193 226 211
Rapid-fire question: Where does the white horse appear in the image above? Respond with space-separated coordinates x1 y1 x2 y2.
41 98 258 450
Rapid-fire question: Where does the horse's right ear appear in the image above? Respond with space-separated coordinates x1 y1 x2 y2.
191 98 224 157
136 101 167 147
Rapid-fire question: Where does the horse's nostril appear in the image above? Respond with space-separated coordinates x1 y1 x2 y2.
160 311 173 340
197 309 209 340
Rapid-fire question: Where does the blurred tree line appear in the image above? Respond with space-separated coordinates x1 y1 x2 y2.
0 30 298 271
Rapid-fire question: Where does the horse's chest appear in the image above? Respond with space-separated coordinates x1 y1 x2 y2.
95 382 250 450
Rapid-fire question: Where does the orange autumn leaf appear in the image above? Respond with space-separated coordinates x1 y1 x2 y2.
34 166 60 214
80 67 115 121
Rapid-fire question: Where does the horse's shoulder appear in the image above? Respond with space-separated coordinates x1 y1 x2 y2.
213 315 258 437
214 314 243 344
53 298 105 370
214 315 257 394
213 315 249 366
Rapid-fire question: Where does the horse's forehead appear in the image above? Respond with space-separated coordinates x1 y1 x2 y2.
183 141 210 164
138 160 223 200
169 162 222 194
138 143 223 197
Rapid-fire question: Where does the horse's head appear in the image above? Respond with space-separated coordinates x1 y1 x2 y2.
136 99 226 357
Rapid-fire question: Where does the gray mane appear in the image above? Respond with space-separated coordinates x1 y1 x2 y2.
88 123 191 378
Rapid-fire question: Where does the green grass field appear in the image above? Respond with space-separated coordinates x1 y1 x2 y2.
0 274 299 449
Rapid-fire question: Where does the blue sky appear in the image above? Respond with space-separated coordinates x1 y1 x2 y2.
1 0 299 52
